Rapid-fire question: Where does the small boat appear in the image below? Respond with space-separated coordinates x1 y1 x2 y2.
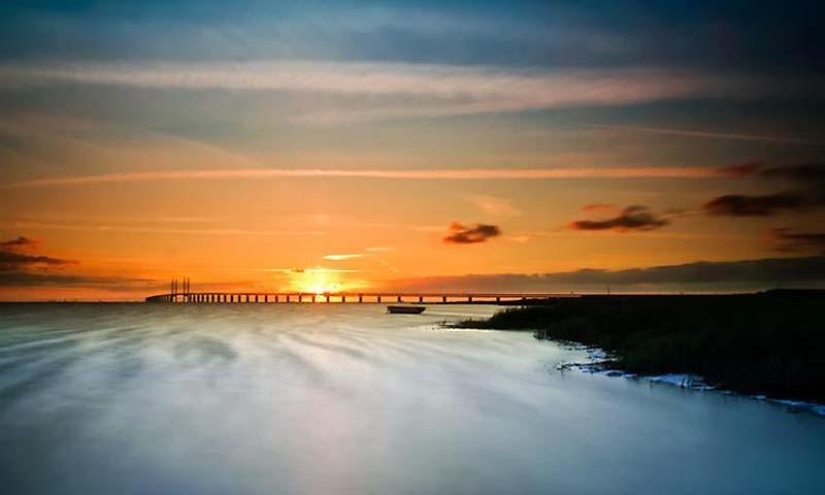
386 305 426 314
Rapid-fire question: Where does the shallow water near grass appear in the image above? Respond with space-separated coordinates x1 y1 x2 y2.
1 303 824 494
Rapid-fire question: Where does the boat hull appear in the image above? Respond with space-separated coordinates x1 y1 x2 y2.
386 305 426 314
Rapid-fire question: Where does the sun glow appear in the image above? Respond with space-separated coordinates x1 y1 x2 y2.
287 267 365 295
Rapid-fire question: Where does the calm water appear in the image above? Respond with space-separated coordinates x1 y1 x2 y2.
1 304 824 494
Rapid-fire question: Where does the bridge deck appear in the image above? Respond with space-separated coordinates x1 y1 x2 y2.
145 292 577 304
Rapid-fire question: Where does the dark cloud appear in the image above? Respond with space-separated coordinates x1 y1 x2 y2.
0 236 76 284
0 236 39 252
0 271 160 290
718 162 766 177
387 256 825 293
770 228 825 254
760 162 825 183
443 222 501 244
568 205 668 232
0 236 158 292
0 251 73 268
705 161 825 217
703 192 808 217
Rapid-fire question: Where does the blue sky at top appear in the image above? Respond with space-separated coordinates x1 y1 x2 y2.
1 0 822 74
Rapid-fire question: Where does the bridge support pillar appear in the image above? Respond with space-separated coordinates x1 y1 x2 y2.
468 296 473 303
325 295 330 303
397 296 402 303
443 296 447 303
341 295 346 303
419 296 423 303
358 295 363 303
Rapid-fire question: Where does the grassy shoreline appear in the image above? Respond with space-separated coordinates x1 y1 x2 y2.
455 291 825 403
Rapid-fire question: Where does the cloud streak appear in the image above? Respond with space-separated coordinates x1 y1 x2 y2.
464 195 522 217
703 192 808 217
586 124 825 146
0 236 39 252
770 229 825 254
0 221 324 238
323 254 363 261
1 166 732 189
385 256 825 292
0 62 805 120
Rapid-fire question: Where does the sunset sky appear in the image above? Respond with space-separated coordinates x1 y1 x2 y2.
1 1 824 300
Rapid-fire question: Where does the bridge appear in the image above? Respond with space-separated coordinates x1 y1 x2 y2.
145 291 577 304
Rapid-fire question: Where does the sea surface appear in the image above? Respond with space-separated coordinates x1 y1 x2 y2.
1 303 824 494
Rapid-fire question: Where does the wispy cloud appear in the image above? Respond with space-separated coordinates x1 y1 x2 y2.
384 256 825 292
0 62 800 121
581 203 618 213
323 254 363 261
1 166 730 189
0 221 324 237
265 267 359 274
769 228 825 254
463 195 522 217
585 124 825 146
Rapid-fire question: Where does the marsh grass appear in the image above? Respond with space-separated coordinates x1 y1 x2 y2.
455 292 825 402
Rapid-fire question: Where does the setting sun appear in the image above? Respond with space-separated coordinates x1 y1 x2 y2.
287 267 365 295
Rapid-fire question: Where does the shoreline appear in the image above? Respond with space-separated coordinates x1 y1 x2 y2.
556 344 825 417
451 292 825 415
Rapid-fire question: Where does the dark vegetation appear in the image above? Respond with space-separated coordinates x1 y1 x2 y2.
456 290 825 402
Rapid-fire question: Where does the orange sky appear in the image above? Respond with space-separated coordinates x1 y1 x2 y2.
1 3 824 300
